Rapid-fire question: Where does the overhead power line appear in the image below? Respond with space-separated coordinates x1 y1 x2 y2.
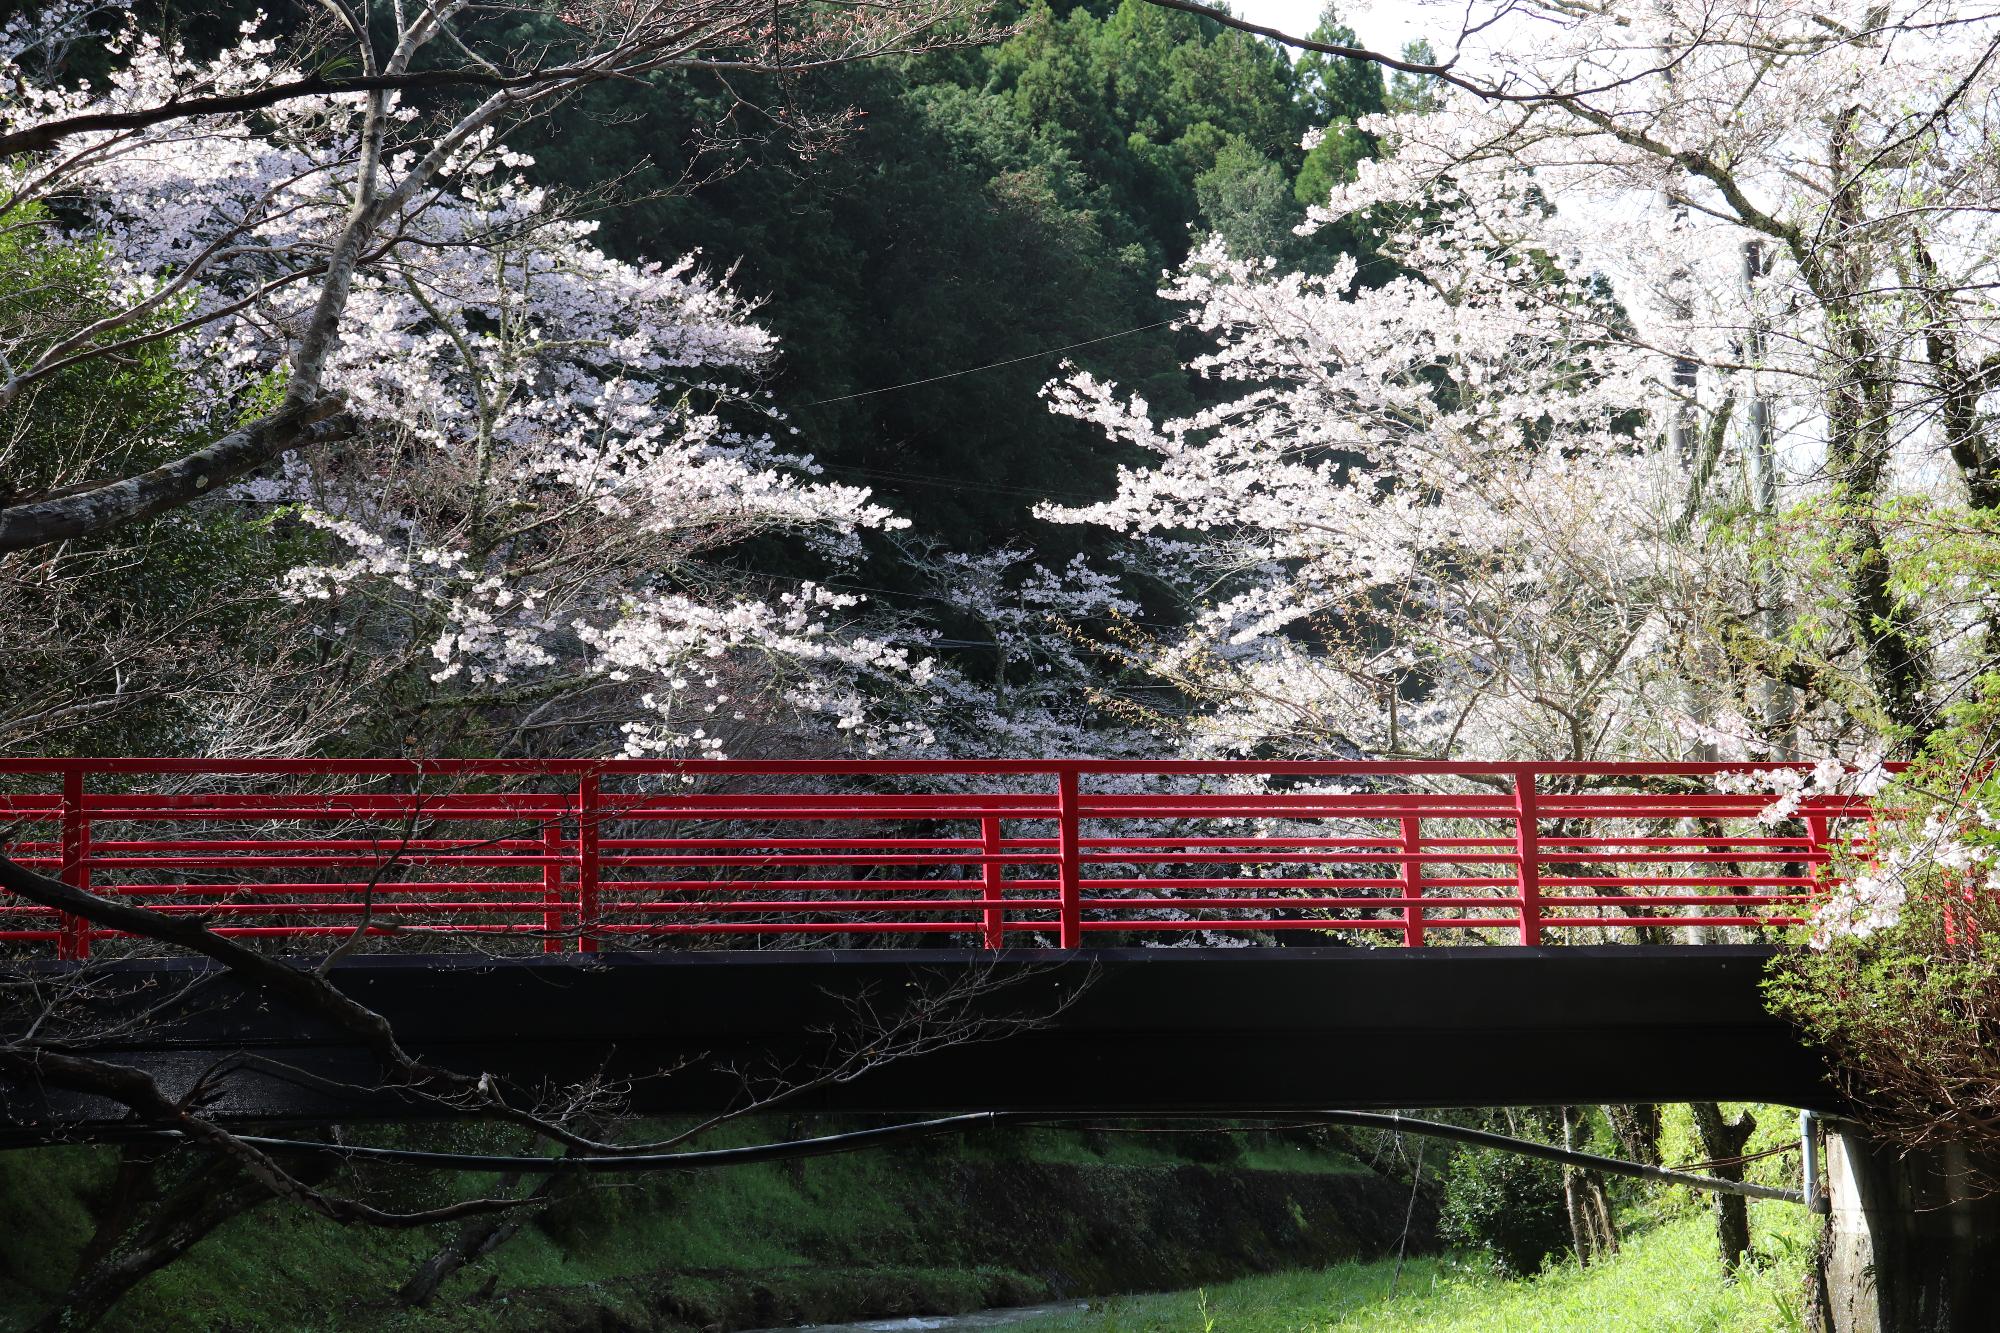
62 1109 1809 1203
815 461 1110 504
804 320 1177 407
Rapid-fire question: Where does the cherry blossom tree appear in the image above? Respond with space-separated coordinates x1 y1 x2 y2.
897 542 1142 757
0 0 1029 759
1062 0 2000 773
1040 205 1744 765
1138 0 2000 749
0 0 987 553
251 161 939 757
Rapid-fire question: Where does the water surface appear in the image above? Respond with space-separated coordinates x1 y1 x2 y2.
744 1300 1087 1332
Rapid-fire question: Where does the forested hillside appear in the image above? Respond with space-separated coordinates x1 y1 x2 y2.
514 0 1384 550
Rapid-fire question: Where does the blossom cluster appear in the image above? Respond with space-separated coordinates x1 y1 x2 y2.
1042 193 1703 762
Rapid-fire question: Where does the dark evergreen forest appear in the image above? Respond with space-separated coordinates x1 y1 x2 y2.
495 0 1401 551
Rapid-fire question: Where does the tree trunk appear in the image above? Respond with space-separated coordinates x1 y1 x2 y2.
32 1155 271 1333
1689 1101 1755 1270
398 1169 529 1307
398 1167 584 1306
1560 1107 1593 1264
1583 1171 1619 1257
1810 113 1931 739
1559 1106 1618 1263
1606 1104 1663 1166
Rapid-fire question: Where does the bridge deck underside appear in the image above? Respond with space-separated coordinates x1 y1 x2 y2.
1 946 1838 1135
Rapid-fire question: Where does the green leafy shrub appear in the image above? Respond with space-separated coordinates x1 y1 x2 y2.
1439 1148 1570 1277
1762 694 2000 1178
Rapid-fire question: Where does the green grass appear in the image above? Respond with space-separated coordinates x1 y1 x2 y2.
1014 1203 1817 1333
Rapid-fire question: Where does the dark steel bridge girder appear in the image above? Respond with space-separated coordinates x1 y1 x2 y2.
0 945 1837 1136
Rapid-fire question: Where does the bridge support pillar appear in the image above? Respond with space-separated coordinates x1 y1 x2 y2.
1818 1129 2000 1333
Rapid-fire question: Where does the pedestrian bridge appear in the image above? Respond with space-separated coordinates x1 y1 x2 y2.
0 758 1866 1129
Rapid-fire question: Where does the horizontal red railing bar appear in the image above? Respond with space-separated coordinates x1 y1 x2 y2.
75 883 547 896
63 840 549 853
134 902 586 915
605 835 1005 847
609 898 1047 910
78 858 561 872
4 831 1838 846
61 795 570 811
7 844 1837 861
43 914 1804 935
0 890 1824 908
1 849 1836 868
600 852 1051 867
1535 916 1805 928
0 758 1893 774
1072 918 1487 931
17 837 1835 851
593 878 1063 894
1537 875 1816 887
1071 893 1804 908
18 809 556 823
24 853 1834 875
288 872 1790 887
3 805 1867 824
48 792 1858 805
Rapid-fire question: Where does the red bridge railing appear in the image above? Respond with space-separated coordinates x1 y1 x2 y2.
0 760 1873 958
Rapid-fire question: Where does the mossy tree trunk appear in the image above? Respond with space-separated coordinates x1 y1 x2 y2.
1558 1106 1618 1264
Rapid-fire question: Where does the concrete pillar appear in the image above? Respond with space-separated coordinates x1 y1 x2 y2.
1820 1128 2000 1332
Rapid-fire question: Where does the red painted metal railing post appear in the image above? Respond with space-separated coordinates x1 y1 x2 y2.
1514 772 1541 947
981 815 1006 951
1804 811 1832 872
577 775 600 953
59 769 91 960
1056 769 1082 949
1399 815 1424 947
542 810 565 955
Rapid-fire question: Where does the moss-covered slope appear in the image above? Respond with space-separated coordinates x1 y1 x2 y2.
0 1125 1433 1332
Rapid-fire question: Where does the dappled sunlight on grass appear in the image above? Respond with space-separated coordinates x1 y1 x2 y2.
1018 1205 1815 1333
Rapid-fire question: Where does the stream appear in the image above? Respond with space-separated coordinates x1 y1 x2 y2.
743 1301 1088 1332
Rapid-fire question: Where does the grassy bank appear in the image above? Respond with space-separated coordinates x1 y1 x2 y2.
0 1124 1423 1332
1014 1201 1816 1333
